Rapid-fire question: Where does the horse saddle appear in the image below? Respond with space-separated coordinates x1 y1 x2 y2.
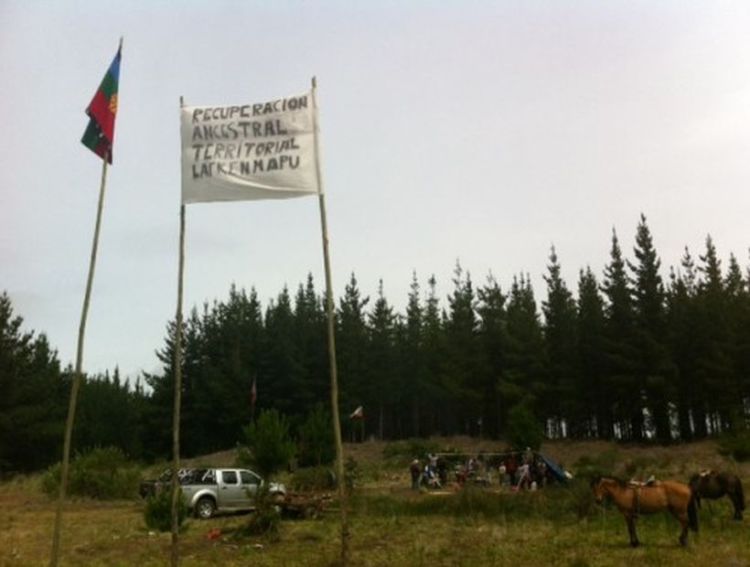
629 476 659 488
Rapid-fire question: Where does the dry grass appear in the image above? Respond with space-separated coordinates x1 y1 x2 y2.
2 439 750 566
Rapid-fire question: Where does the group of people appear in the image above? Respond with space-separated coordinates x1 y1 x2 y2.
409 448 558 491
499 448 551 491
410 453 444 490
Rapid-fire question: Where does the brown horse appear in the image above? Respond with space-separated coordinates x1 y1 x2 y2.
590 476 698 547
689 470 745 520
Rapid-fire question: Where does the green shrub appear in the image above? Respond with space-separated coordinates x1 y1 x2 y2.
144 488 187 533
718 432 750 462
41 466 60 496
235 485 281 540
290 466 336 492
42 446 141 500
239 409 296 480
297 404 335 467
506 403 544 451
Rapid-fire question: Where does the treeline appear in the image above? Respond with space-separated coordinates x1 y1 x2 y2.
3 215 750 472
0 293 145 472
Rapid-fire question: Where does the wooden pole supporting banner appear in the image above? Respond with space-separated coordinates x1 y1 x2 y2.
170 97 187 567
311 76 349 566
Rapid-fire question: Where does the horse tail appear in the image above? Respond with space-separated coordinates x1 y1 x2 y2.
688 489 699 533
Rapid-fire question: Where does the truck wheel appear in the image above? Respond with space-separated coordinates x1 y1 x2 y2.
195 496 216 519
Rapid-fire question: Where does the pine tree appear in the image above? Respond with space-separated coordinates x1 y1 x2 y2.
422 275 446 435
542 246 578 438
503 274 545 432
444 262 481 435
262 287 302 418
476 274 508 438
577 267 609 438
629 215 671 441
75 368 143 457
695 236 737 432
666 249 700 439
725 254 750 428
293 274 328 411
144 286 266 458
601 229 641 441
336 273 370 437
0 292 66 471
367 280 397 439
402 272 426 437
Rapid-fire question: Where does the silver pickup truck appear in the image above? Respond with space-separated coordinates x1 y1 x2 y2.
141 467 286 519
182 468 286 519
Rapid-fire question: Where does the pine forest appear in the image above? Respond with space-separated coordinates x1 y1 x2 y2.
3 215 750 472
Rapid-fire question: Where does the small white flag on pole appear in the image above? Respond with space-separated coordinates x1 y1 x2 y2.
181 91 320 203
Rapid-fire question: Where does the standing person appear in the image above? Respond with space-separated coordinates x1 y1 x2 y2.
537 460 548 487
516 462 531 490
437 457 449 486
523 446 534 465
428 453 438 471
410 459 421 490
505 454 518 485
467 456 477 478
498 464 507 487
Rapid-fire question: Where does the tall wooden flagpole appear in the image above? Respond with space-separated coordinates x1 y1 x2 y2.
170 97 187 567
50 152 110 567
50 39 123 565
311 76 349 565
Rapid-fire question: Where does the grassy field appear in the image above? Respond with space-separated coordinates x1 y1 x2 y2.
2 439 750 566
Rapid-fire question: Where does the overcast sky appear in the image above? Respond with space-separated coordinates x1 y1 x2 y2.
2 1 750 381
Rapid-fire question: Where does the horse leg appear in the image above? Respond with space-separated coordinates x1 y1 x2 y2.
674 508 689 546
626 515 639 548
678 520 688 546
731 495 743 521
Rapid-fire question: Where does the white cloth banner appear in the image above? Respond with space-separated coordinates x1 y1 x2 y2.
181 91 320 203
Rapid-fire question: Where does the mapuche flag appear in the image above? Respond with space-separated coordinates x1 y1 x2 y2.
81 46 121 163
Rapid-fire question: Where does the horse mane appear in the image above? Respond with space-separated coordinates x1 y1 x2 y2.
610 476 630 488
690 470 717 483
